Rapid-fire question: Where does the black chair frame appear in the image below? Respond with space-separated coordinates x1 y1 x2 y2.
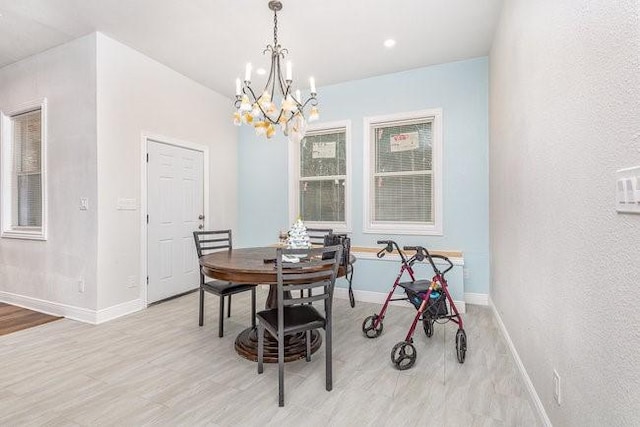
305 228 356 307
193 229 256 337
256 245 342 407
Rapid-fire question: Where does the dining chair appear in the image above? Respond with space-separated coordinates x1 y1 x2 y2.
308 228 356 308
193 230 256 337
300 228 333 300
257 245 342 407
306 227 333 246
324 233 356 308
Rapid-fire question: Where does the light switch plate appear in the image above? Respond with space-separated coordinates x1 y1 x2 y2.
616 167 640 214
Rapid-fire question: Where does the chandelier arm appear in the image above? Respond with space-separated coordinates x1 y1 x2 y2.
243 84 279 125
282 97 316 124
268 52 279 103
242 84 258 103
298 96 318 110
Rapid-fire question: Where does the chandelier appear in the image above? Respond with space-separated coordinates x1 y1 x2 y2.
233 0 319 143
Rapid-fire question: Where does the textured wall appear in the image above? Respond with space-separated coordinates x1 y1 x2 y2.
490 1 640 425
238 58 489 295
0 34 98 310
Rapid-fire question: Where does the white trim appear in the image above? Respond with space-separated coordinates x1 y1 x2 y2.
0 291 144 325
288 120 352 233
333 287 466 313
489 297 552 427
95 298 145 324
0 98 48 240
464 292 489 306
140 133 210 306
362 108 443 236
353 248 464 266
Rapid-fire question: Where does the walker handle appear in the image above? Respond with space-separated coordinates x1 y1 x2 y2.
376 240 393 258
404 246 454 275
429 254 454 275
403 246 425 262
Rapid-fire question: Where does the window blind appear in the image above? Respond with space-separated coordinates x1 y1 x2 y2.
372 120 433 223
299 129 346 222
11 109 42 228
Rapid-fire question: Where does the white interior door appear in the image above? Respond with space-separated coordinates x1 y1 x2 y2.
147 140 204 303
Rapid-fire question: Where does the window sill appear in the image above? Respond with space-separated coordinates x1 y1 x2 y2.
2 229 46 240
363 223 442 236
304 222 351 234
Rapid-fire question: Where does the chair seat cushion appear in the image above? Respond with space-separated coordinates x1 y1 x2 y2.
202 280 254 296
257 305 326 336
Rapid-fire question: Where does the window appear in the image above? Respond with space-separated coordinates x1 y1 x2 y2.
363 109 442 235
1 99 47 240
288 121 351 232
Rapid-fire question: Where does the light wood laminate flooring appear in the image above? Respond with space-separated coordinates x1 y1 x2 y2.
0 290 539 426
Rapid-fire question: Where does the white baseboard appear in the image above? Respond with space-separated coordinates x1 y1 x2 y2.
0 291 144 325
95 298 145 324
0 291 96 323
489 297 552 427
464 292 489 306
334 287 467 313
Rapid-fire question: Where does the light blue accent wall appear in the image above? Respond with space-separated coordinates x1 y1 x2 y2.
238 57 489 295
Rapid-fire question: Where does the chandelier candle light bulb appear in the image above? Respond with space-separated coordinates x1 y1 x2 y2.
233 0 319 142
245 63 252 83
309 77 316 95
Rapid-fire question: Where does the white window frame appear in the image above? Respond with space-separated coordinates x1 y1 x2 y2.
363 109 443 235
288 120 352 233
1 98 48 240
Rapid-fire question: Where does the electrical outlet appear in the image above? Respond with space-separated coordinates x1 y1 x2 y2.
127 275 137 288
463 267 470 280
78 278 85 293
553 369 561 405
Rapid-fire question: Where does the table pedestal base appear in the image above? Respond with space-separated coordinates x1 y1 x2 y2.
234 326 322 363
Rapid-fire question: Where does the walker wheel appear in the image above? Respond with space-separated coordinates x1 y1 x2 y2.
362 315 383 338
456 329 467 363
391 341 417 370
422 318 434 338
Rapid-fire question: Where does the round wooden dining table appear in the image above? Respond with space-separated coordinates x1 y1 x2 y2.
200 246 353 363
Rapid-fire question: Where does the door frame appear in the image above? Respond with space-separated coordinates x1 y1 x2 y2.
140 132 210 306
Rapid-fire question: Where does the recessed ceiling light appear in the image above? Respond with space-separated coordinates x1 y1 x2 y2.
256 68 266 75
384 39 396 48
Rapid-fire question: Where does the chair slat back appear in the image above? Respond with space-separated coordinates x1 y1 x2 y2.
193 230 233 258
306 227 333 246
276 246 342 314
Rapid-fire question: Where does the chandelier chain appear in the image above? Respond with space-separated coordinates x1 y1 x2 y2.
273 8 278 47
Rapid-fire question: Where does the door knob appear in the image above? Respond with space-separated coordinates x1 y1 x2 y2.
198 224 204 229
198 214 205 220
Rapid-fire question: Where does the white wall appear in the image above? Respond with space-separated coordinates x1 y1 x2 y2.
0 34 98 312
490 1 640 425
96 33 238 310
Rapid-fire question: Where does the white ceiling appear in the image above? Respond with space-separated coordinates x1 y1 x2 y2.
0 0 503 98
